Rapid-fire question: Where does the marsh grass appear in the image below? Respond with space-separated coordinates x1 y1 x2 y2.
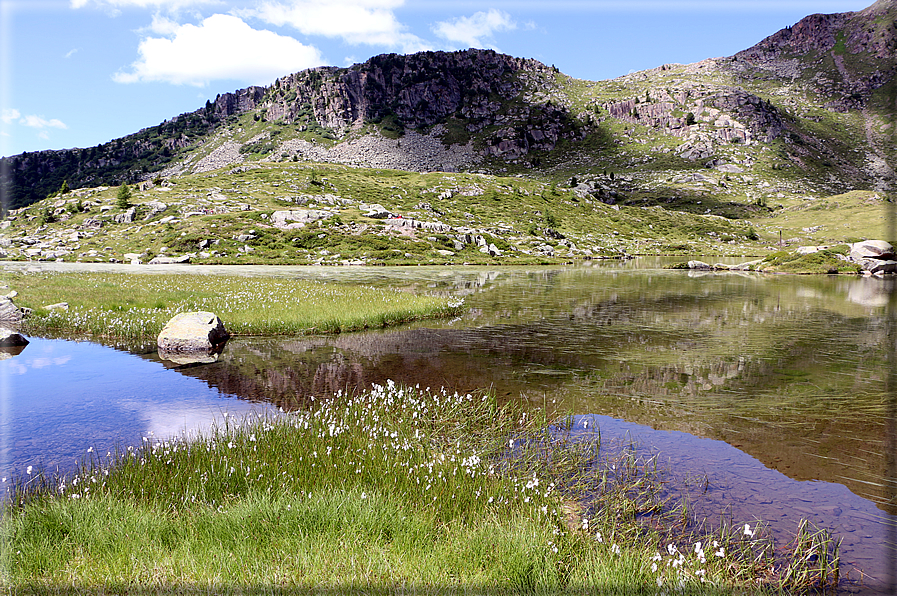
758 245 860 274
2 383 835 593
8 272 463 341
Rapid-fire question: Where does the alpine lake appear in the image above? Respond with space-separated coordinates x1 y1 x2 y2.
2 259 896 593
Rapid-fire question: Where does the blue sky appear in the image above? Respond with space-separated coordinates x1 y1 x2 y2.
0 0 874 158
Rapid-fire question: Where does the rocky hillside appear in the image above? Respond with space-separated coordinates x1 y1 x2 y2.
0 0 893 251
0 50 585 209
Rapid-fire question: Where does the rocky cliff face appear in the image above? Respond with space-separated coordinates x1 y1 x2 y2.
1 50 585 207
258 50 583 159
734 0 897 110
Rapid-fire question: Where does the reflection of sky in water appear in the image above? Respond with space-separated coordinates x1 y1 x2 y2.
0 338 275 483
566 415 897 593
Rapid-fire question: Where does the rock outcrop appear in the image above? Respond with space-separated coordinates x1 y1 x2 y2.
847 240 897 273
271 209 334 229
0 296 24 323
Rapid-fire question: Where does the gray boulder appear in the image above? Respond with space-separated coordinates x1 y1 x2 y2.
850 240 894 262
149 254 191 264
0 296 24 323
730 259 763 271
0 327 28 347
861 259 897 274
113 207 137 224
687 260 712 270
157 311 229 352
271 209 333 229
361 204 392 219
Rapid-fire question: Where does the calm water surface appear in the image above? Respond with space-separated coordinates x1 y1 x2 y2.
1 260 895 592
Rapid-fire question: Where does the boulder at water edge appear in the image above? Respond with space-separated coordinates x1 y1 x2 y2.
848 240 897 274
0 327 28 347
157 311 229 352
849 240 895 262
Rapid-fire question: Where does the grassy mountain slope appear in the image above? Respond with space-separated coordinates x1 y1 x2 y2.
0 2 892 265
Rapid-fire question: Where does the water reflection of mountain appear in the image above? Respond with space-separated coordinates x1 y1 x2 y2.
139 266 894 515
146 316 892 515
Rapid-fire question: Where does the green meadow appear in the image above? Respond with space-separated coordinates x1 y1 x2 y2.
6 271 463 342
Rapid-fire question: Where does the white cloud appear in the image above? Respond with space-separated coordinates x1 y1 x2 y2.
71 0 213 9
146 13 182 36
20 115 68 129
113 14 324 86
433 9 516 49
248 0 430 53
64 48 79 59
1 109 21 124
2 110 68 130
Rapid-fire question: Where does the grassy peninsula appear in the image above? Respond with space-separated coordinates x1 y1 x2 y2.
4 270 463 343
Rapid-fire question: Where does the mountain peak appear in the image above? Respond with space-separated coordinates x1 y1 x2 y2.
737 0 896 60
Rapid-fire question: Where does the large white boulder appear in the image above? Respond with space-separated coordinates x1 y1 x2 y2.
157 311 229 352
849 240 894 262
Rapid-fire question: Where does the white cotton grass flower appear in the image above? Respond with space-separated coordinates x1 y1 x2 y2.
611 544 621 555
26 466 32 475
743 523 754 538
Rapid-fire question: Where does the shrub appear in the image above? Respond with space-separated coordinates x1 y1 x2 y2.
116 185 132 209
38 207 56 225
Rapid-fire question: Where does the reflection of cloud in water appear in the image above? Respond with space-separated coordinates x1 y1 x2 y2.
3 355 71 374
140 403 275 443
29 356 72 370
4 361 26 375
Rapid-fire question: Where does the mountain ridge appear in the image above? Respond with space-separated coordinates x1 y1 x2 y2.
0 0 894 212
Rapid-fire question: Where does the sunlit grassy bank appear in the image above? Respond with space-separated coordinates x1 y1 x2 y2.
2 384 839 593
6 271 463 342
